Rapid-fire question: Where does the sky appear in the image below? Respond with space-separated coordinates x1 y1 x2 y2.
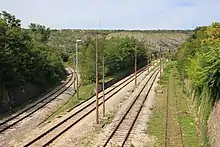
0 0 219 30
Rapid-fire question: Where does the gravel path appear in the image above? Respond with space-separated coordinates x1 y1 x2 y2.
1 70 76 147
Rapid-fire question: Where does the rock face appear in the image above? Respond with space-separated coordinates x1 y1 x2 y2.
208 101 220 147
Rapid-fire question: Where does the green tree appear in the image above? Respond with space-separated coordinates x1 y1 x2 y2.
29 23 51 44
0 11 66 111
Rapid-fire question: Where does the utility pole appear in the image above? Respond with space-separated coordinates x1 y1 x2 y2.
102 46 105 117
162 51 164 72
149 42 152 66
134 46 137 87
147 42 150 73
75 40 81 99
100 21 105 118
160 46 162 78
73 57 76 92
95 27 99 124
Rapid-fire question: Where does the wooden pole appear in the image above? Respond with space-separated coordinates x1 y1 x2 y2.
134 46 137 87
102 44 105 117
95 34 99 124
75 42 79 99
160 46 162 78
147 43 150 73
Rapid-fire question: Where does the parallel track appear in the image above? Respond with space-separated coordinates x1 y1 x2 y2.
0 68 75 133
23 64 154 147
164 70 184 147
174 80 184 147
102 68 160 147
66 64 149 113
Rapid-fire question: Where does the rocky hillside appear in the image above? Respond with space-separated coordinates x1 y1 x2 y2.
106 31 191 51
48 30 191 55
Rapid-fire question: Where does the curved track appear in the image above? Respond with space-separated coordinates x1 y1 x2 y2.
22 64 154 147
102 68 160 147
0 68 75 134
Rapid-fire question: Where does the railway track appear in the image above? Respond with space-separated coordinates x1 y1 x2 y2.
0 68 75 134
101 67 160 147
21 63 156 147
164 69 184 147
66 63 150 113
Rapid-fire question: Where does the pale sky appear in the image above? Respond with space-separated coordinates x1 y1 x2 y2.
0 0 219 29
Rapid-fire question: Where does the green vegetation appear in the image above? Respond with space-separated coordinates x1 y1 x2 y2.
45 83 94 121
78 36 149 85
147 63 200 147
174 67 200 146
46 35 151 119
176 22 220 146
0 11 66 112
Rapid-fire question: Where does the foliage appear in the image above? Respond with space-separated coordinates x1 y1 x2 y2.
176 22 220 146
78 36 148 84
29 23 51 44
0 11 66 110
176 22 220 100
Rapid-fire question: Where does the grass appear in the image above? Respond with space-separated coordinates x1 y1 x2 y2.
45 83 95 122
174 70 200 146
147 62 200 147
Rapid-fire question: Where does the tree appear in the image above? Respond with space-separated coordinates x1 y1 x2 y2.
29 23 51 44
0 11 66 111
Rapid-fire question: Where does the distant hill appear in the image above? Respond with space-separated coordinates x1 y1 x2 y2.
48 29 192 54
106 31 191 51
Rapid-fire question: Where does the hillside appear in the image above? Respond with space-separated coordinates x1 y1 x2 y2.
48 30 191 55
106 31 191 51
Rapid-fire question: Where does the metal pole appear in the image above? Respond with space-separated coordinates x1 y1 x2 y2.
96 35 99 124
102 48 105 117
135 46 137 87
75 42 79 99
